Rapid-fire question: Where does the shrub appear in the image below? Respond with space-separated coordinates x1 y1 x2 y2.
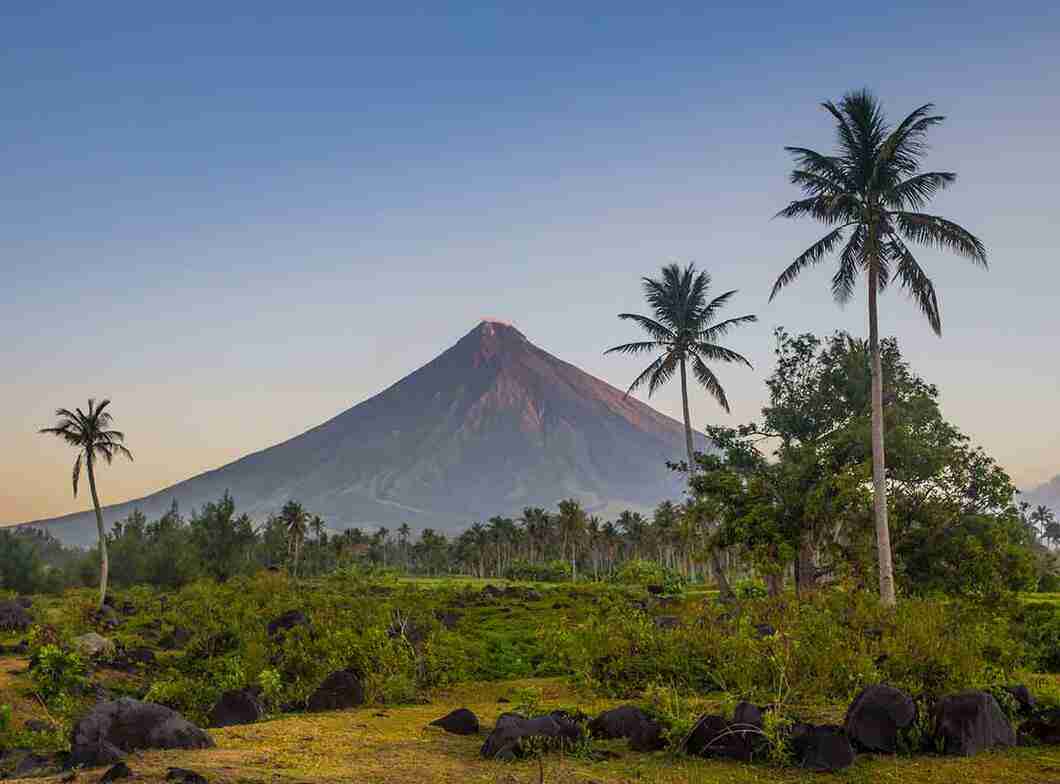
1018 603 1060 672
31 645 87 704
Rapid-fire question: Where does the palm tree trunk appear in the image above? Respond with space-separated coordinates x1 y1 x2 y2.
85 455 109 609
679 358 733 601
868 263 897 607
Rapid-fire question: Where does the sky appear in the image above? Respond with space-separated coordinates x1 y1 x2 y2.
2 2 1059 524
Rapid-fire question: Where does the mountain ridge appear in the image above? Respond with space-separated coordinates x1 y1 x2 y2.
15 321 707 546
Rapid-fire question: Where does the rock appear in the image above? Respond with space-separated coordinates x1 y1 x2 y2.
267 610 309 638
0 600 32 631
69 697 214 767
161 626 192 649
844 684 916 753
15 596 32 608
481 585 503 598
681 713 763 761
166 768 209 784
790 723 855 772
733 701 764 730
24 718 57 733
588 705 665 752
1004 685 1036 715
653 615 681 630
94 605 121 629
74 632 116 659
307 669 365 712
646 584 664 595
522 589 544 602
1019 707 1060 745
13 751 62 778
480 712 583 760
98 761 132 782
430 708 480 735
933 691 1016 756
208 688 264 727
753 624 776 638
127 646 157 666
434 610 462 629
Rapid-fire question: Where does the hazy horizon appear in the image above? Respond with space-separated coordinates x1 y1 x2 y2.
3 3 1059 524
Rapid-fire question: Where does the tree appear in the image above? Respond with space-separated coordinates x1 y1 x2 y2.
188 492 256 581
556 499 587 581
40 398 133 608
608 263 755 597
281 501 309 577
771 90 987 606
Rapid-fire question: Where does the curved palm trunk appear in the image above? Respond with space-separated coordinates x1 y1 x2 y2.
85 454 109 609
679 358 733 601
868 264 897 607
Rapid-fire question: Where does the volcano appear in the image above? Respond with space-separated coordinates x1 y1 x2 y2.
19 321 706 546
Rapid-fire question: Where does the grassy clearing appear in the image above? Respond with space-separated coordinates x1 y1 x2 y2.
5 677 1060 784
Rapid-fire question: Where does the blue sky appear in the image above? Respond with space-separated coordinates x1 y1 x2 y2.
3 2 1059 521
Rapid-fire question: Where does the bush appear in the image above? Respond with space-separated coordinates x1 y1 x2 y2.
31 644 87 704
505 559 571 582
1019 603 1060 672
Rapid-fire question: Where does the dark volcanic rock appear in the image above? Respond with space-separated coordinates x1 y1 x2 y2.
24 718 58 733
13 751 62 778
0 600 32 631
732 701 764 730
69 698 214 767
430 708 480 735
209 688 264 728
434 609 462 629
1004 684 1036 715
932 691 1016 756
161 626 192 649
307 669 365 712
267 609 309 638
588 705 665 752
753 623 776 638
98 761 132 782
166 768 209 784
653 615 681 630
480 712 583 760
15 596 32 608
844 684 916 753
790 723 855 772
1020 708 1060 745
682 715 752 761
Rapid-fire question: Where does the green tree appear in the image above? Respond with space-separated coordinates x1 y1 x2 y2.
39 398 133 608
607 263 756 598
771 90 988 606
556 499 587 581
280 501 309 577
189 492 256 581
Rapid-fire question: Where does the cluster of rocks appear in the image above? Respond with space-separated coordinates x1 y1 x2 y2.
480 584 544 602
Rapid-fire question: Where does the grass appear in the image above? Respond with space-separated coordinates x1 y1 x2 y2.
5 676 1060 783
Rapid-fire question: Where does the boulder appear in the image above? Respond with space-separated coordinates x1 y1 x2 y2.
733 701 764 730
653 615 681 630
307 669 365 712
753 624 776 638
844 684 916 753
74 632 116 659
430 708 480 735
1019 707 1060 745
1004 684 1036 715
15 596 32 608
161 626 192 649
208 688 264 727
12 751 63 778
69 698 214 767
94 605 121 630
588 705 665 752
932 691 1016 756
98 761 132 782
434 610 462 630
267 610 309 638
166 767 209 784
646 584 665 595
480 712 583 760
682 715 750 761
24 718 57 733
0 600 32 631
790 723 855 772
481 585 503 599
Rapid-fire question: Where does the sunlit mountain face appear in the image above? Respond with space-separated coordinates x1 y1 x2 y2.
21 321 705 545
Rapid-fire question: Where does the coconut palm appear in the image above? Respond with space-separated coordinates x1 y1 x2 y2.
281 501 309 577
771 89 987 606
40 398 133 608
607 262 756 473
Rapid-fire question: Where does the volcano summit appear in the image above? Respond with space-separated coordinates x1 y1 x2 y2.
19 321 706 545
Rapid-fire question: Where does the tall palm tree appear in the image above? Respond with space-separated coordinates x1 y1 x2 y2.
40 398 133 608
281 500 309 577
608 263 755 600
556 499 587 581
607 263 756 474
770 89 987 607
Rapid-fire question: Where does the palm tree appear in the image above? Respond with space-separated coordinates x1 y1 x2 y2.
607 263 756 472
556 499 587 581
40 398 133 608
281 500 309 577
608 263 755 599
771 89 987 606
